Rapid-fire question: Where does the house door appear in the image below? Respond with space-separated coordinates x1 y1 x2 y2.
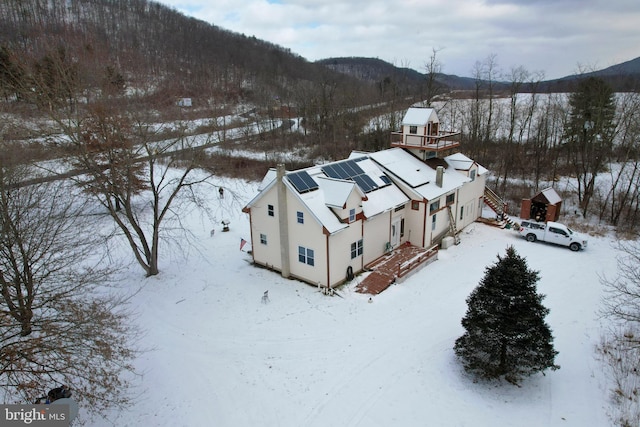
464 200 474 226
391 217 402 247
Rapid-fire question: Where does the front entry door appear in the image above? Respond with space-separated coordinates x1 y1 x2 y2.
391 217 402 247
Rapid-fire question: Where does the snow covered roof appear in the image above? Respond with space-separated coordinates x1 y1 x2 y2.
539 187 562 205
247 146 482 232
402 107 438 126
316 177 354 209
369 148 431 187
415 168 468 201
445 152 489 175
369 148 469 200
445 152 473 171
306 158 408 221
258 168 277 191
246 155 411 234
362 181 409 218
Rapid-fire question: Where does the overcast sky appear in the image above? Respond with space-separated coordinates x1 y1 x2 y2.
157 0 639 80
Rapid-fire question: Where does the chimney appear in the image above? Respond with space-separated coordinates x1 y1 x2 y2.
276 164 290 279
436 166 444 188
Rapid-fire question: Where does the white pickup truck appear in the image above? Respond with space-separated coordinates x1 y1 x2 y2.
518 220 588 251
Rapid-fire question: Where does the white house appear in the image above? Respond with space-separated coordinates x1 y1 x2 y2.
243 107 487 288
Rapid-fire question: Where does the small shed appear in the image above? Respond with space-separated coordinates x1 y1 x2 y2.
520 187 562 222
177 98 192 107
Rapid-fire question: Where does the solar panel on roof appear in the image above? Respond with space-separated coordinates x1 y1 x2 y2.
339 161 356 176
353 175 372 193
287 171 318 193
300 171 317 189
321 164 335 178
329 163 344 179
380 175 391 185
321 159 381 193
287 173 306 192
346 160 365 176
336 162 352 179
351 175 365 191
360 174 379 191
322 163 343 179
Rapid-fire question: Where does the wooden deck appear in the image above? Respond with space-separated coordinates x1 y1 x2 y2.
355 243 438 295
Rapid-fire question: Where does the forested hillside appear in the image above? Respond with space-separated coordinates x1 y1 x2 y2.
2 0 640 232
0 0 388 107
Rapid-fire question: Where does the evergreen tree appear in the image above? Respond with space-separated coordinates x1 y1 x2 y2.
564 76 616 217
454 246 559 383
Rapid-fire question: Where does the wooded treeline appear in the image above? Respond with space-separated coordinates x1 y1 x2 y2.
0 0 321 95
1 0 640 233
433 65 640 231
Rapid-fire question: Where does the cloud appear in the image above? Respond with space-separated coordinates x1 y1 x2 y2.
159 0 640 79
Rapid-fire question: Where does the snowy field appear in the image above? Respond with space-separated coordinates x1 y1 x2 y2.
94 178 620 427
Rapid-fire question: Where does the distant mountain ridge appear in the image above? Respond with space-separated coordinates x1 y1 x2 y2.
317 57 479 91
578 56 640 77
317 56 640 93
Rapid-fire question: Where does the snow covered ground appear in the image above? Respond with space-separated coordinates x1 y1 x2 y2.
94 178 620 427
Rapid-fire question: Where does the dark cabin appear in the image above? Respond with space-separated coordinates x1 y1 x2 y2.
520 187 562 222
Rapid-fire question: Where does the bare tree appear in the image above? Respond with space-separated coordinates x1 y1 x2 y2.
482 54 501 145
13 44 215 278
0 156 137 417
66 105 213 277
602 240 640 325
598 93 640 227
599 240 640 426
497 65 530 193
423 47 444 107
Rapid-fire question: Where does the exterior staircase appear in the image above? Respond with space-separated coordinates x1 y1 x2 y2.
483 187 517 228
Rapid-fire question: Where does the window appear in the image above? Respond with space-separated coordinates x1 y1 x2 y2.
400 218 405 238
409 125 418 134
394 204 405 212
411 200 420 210
350 239 364 259
298 246 314 266
446 193 455 205
349 208 356 223
432 214 437 230
470 169 476 181
522 221 545 230
260 233 267 245
430 200 440 214
459 206 464 221
297 211 304 224
549 227 567 236
268 204 274 217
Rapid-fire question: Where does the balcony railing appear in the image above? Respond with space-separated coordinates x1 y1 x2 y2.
390 130 461 152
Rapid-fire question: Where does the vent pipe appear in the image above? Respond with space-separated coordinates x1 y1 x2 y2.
276 164 290 278
436 166 444 188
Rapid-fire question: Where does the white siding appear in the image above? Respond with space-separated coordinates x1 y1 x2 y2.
405 201 426 247
327 226 362 286
286 193 327 286
249 186 283 271
362 213 390 266
426 195 451 245
453 166 486 229
327 189 365 286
